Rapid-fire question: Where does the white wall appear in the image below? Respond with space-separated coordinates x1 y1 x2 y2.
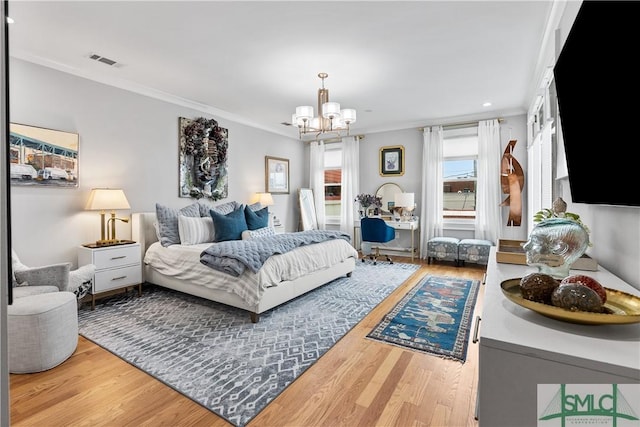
9 58 302 267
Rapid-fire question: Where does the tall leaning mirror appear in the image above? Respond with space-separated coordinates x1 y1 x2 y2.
375 183 403 214
298 188 318 230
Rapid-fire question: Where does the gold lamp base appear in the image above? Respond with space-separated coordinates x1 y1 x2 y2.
84 239 135 249
95 239 129 247
84 212 133 248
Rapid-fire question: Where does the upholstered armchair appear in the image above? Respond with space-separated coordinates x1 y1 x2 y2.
8 249 96 373
11 249 94 299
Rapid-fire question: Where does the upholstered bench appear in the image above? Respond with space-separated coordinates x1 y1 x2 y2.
458 239 493 266
427 237 460 265
7 291 78 373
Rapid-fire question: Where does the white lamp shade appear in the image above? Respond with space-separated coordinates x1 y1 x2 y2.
322 102 341 118
394 192 415 208
308 117 321 131
341 108 356 124
253 192 274 207
85 188 131 211
295 105 314 120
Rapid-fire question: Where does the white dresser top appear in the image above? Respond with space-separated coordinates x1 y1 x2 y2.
481 248 640 380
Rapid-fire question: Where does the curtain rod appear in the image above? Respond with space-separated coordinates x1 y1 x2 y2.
304 134 365 144
417 118 504 132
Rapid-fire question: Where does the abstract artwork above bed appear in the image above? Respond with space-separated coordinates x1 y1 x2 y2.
179 116 229 200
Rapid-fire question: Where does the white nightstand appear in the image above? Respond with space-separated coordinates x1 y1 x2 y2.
78 242 142 310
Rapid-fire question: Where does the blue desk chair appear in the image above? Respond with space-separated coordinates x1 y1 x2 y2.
360 217 395 265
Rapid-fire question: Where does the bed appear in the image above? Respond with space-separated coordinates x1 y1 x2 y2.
131 212 358 322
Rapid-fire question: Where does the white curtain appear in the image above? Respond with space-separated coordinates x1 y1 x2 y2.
309 140 326 229
475 119 502 244
340 136 359 239
419 125 444 259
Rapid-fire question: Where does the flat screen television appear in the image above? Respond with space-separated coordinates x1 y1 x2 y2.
553 0 640 207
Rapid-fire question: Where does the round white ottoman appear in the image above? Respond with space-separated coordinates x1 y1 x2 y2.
8 291 78 374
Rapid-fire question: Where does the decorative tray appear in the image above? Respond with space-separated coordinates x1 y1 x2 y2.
500 278 640 325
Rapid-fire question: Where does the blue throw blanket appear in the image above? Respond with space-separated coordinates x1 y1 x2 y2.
200 230 351 277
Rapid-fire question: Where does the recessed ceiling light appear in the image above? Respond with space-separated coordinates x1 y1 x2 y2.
482 102 492 107
6 17 14 24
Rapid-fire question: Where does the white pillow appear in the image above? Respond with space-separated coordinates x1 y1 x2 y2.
178 215 215 245
241 226 276 240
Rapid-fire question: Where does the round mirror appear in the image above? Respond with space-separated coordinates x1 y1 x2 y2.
375 183 403 214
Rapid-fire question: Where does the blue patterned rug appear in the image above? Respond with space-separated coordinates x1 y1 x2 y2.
366 275 480 363
77 261 419 427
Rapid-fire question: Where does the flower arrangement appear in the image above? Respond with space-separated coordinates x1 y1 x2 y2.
355 193 382 208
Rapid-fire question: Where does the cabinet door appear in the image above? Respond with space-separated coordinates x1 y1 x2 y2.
478 344 637 427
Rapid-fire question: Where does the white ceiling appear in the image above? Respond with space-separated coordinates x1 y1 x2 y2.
7 1 554 138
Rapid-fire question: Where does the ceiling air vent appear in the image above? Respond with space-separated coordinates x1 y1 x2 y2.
89 53 119 67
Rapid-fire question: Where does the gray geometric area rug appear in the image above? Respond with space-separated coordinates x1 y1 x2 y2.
78 261 420 427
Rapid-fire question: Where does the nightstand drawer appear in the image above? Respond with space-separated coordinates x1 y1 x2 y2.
92 245 140 269
94 265 142 293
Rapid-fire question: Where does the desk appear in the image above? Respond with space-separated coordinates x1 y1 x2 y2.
354 218 419 261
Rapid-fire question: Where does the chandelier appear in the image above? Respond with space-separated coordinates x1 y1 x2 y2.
291 73 356 140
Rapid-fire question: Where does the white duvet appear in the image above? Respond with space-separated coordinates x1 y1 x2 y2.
144 238 358 306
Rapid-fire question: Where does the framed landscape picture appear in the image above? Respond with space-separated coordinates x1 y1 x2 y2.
265 156 289 194
380 145 405 176
9 123 79 188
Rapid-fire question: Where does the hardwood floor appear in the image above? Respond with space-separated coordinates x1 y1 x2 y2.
10 258 486 427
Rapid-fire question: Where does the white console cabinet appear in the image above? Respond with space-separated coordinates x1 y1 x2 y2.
476 248 640 426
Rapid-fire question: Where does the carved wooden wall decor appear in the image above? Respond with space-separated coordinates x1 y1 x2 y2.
500 139 524 226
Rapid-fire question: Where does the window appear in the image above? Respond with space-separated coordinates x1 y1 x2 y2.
323 145 342 219
443 128 478 219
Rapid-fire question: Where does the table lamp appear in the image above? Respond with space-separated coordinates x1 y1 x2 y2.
252 192 277 225
254 192 274 210
85 188 131 246
394 192 415 221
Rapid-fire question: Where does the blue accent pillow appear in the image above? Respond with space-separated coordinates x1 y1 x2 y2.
210 206 248 241
244 205 269 230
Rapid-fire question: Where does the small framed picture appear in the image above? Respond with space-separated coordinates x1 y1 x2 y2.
265 156 290 194
380 145 405 176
